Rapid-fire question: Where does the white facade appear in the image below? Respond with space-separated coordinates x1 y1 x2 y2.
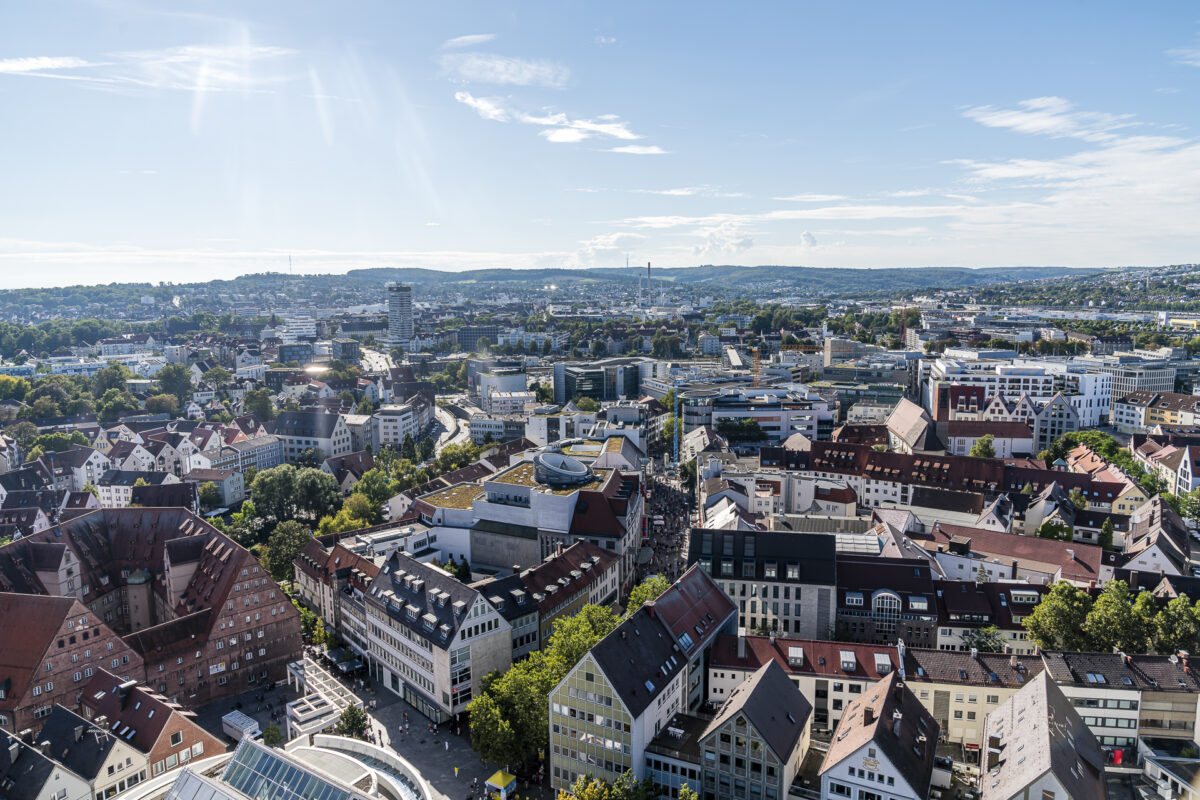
374 404 421 447
821 742 924 800
484 390 535 416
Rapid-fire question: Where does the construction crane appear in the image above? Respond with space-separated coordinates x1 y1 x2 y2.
751 347 761 387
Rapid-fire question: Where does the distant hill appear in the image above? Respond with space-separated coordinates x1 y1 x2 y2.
344 264 1105 293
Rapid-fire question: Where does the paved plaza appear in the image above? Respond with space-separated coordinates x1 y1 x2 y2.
193 669 555 800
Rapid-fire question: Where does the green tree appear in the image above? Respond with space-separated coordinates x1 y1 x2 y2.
1037 519 1073 541
243 388 275 420
317 494 377 534
264 520 312 582
351 468 394 509
81 481 98 498
968 434 995 459
468 603 619 769
97 388 140 422
1156 596 1200 654
1099 517 1114 550
418 436 435 461
251 464 299 521
198 481 222 509
436 441 480 473
202 366 231 386
295 447 322 468
144 393 179 415
1082 582 1142 653
961 625 1007 653
626 575 671 616
313 617 328 647
261 723 284 746
456 555 472 582
401 433 417 460
1024 581 1093 651
1182 489 1200 528
334 704 370 739
31 430 89 453
4 420 39 452
294 468 341 521
92 362 132 397
1068 488 1089 510
295 602 318 640
574 396 600 412
155 362 194 406
0 375 30 402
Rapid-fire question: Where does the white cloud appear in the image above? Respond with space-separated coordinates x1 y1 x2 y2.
635 186 744 198
594 36 617 45
882 188 934 198
0 44 297 94
541 128 591 143
693 220 754 256
800 231 817 248
774 193 845 202
1156 87 1182 94
454 93 660 150
440 52 569 87
962 96 1136 143
610 145 666 155
0 56 97 74
454 91 509 121
425 221 441 227
1167 47 1200 67
576 232 646 265
442 34 497 50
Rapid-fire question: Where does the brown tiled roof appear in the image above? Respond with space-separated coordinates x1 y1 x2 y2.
0 594 80 702
710 634 899 681
924 522 1103 583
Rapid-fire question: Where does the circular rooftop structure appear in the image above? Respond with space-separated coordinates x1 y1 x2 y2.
533 451 595 487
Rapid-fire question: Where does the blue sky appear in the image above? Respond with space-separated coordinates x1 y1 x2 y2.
2 1 1199 288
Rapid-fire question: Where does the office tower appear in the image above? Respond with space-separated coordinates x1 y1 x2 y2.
387 282 413 347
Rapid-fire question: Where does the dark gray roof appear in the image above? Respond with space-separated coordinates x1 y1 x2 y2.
590 605 685 719
130 483 198 509
35 705 116 780
269 411 341 439
365 552 479 647
688 529 836 585
701 660 811 760
982 672 1107 800
477 574 537 623
0 468 46 493
0 730 57 800
98 470 175 487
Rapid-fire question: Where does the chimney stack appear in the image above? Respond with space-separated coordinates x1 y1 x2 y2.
864 707 875 725
1065 548 1075 562
737 627 747 659
73 725 83 743
769 631 776 646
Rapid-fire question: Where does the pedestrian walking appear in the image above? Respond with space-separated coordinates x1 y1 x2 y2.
444 739 450 751
455 766 460 778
